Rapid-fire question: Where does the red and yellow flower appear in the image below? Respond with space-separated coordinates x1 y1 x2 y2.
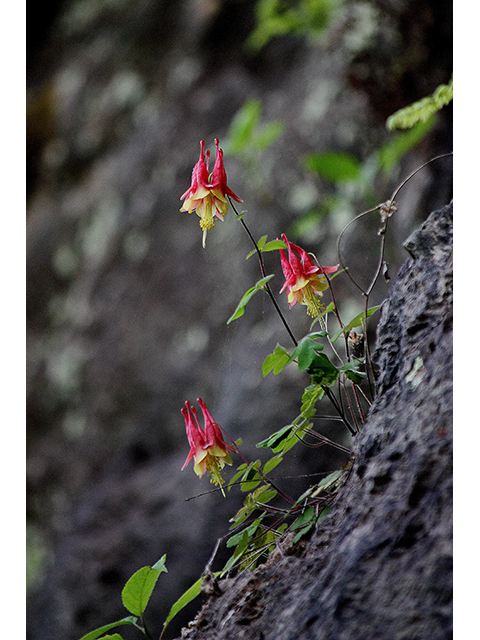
181 398 234 494
279 233 339 317
180 139 242 247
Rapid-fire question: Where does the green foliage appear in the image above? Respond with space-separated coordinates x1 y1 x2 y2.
246 0 340 51
78 557 167 640
77 44 452 637
161 572 219 638
304 151 362 183
223 98 285 161
121 557 167 617
331 306 379 342
78 619 139 640
227 274 275 323
378 118 437 174
386 76 453 130
246 235 287 260
261 343 292 376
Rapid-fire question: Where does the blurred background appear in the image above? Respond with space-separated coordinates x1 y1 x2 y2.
26 0 452 638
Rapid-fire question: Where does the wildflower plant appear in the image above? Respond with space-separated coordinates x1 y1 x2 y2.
177 137 452 581
78 125 451 640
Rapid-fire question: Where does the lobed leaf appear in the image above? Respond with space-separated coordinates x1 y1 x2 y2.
300 384 325 418
262 344 292 376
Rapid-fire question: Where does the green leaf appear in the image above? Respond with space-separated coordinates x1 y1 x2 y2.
262 344 292 376
151 554 168 574
281 420 311 455
227 275 275 324
77 618 138 640
263 454 283 475
227 518 263 547
256 424 294 450
224 98 285 156
225 99 262 153
293 523 314 543
290 506 316 531
307 353 339 386
300 384 325 417
304 151 362 183
121 566 164 617
162 572 220 634
241 479 262 492
97 635 124 640
255 121 286 151
311 470 344 497
386 76 453 130
379 118 437 174
254 488 277 504
331 306 380 343
292 336 324 371
246 237 287 259
229 463 248 488
339 360 366 384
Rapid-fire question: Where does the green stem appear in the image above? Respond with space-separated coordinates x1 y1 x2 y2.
228 197 298 348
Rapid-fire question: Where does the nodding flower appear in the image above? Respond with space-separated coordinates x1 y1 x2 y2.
181 398 235 495
180 139 242 248
279 234 339 318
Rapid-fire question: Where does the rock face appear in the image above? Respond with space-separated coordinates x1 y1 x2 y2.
173 202 453 640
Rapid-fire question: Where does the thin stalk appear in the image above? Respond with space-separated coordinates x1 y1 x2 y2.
323 386 356 436
341 379 360 433
228 197 298 348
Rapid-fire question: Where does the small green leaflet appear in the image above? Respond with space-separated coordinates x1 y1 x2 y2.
331 306 380 342
162 572 221 636
263 454 283 475
291 505 316 531
300 384 325 417
261 344 291 376
77 617 138 640
256 424 294 450
304 151 361 183
121 555 167 617
227 274 275 324
246 236 287 259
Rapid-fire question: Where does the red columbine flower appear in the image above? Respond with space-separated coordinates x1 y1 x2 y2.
180 139 243 248
279 233 339 317
181 398 234 495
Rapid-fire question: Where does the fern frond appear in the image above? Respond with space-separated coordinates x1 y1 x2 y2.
386 76 453 131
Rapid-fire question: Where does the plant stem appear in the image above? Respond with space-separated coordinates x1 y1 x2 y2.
228 197 298 348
